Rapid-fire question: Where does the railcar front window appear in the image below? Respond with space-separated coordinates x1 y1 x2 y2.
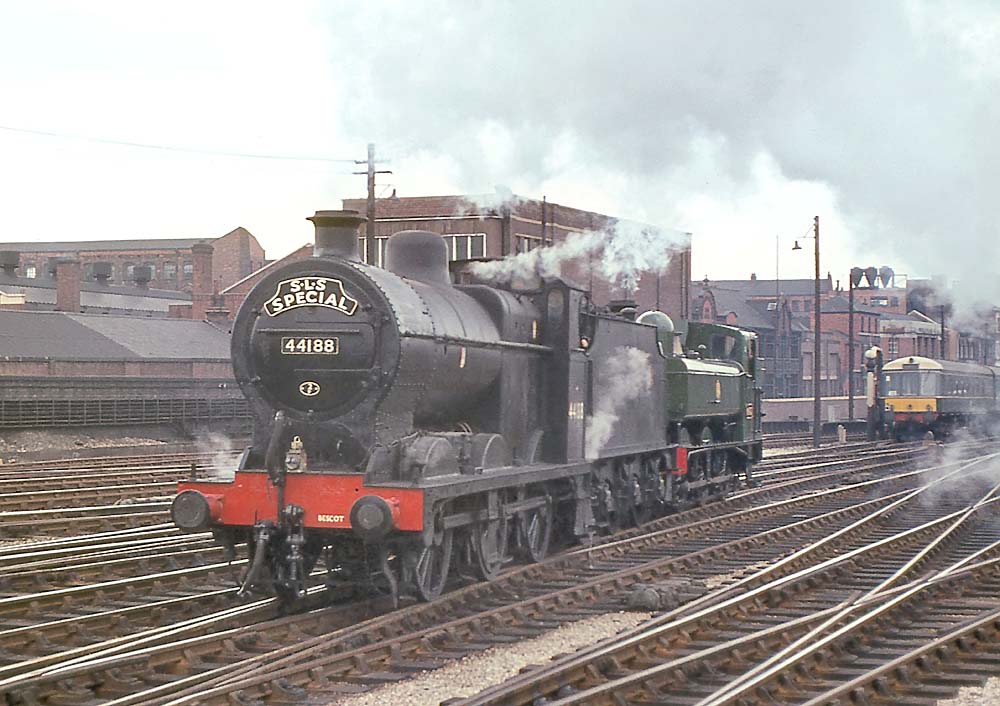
884 371 938 396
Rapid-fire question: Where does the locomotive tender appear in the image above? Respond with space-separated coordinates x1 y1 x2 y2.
172 210 763 603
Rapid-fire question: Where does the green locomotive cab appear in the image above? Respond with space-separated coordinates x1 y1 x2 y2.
637 312 763 479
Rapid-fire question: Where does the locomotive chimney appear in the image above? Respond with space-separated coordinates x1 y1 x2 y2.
307 210 365 261
54 257 81 312
0 250 18 276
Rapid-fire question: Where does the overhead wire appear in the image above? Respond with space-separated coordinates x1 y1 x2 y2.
0 124 357 163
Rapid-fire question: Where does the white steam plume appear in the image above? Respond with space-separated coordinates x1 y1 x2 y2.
458 187 529 215
470 220 687 292
585 346 653 459
194 432 237 479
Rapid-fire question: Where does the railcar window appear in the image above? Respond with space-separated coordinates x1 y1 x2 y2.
884 371 938 396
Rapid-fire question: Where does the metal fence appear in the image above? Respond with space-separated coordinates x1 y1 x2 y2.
0 375 252 428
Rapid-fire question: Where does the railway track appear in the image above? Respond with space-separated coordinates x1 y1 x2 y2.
455 451 1000 706
764 430 867 448
0 453 238 540
0 444 989 705
0 440 916 543
0 439 951 540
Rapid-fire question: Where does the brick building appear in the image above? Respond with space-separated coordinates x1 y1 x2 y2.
0 227 265 293
696 270 1000 406
0 251 191 316
342 194 692 319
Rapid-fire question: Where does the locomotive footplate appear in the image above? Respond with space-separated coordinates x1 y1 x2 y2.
176 471 424 532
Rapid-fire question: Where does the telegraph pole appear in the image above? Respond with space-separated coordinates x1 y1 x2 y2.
848 271 855 420
353 143 392 266
812 216 822 448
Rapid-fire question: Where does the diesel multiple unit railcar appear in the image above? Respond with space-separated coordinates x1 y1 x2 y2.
882 355 1000 440
171 210 763 604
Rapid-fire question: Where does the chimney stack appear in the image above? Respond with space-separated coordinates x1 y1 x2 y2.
190 243 214 319
0 250 18 276
307 210 365 260
54 257 81 312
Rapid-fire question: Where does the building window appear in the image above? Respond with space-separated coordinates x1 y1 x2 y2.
357 237 390 267
804 300 812 312
515 233 541 254
889 338 898 355
125 263 136 281
791 300 800 311
766 301 777 311
164 262 177 279
144 262 157 279
183 262 193 280
446 233 487 260
24 264 36 279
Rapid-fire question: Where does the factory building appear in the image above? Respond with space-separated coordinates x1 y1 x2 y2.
342 194 692 321
0 226 265 293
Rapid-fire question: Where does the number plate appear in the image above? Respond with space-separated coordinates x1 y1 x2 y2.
281 337 340 355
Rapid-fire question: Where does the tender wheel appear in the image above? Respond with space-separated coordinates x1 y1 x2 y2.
519 495 553 563
473 514 509 580
414 528 453 602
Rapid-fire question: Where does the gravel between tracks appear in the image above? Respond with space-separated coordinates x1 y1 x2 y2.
329 611 653 706
0 430 166 458
938 677 1000 706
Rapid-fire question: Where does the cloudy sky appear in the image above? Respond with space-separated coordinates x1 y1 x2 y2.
1 1 997 306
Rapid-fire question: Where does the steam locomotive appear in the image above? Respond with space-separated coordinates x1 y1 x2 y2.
171 210 763 603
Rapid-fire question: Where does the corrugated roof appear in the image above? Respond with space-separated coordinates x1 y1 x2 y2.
705 277 833 297
0 273 188 299
0 273 189 315
0 311 135 358
0 310 230 360
68 314 231 358
0 238 212 253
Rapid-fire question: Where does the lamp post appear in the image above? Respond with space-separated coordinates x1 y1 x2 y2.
848 267 866 422
793 216 821 448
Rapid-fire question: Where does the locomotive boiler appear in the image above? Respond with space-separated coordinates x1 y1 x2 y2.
172 210 763 603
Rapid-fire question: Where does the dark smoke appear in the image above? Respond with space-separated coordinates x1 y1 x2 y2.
324 1 1000 312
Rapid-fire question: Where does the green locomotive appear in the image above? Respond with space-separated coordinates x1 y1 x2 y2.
639 311 763 497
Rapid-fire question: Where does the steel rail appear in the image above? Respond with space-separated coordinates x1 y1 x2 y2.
129 460 982 706
1 456 932 705
453 452 1000 706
